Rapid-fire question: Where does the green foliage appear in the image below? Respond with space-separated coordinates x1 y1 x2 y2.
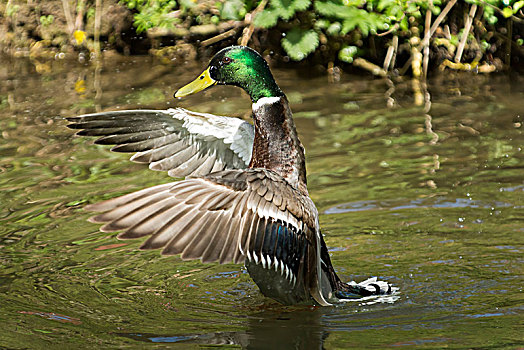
466 0 524 23
316 1 386 35
254 0 311 27
117 0 522 67
251 0 523 63
6 3 20 17
119 0 179 33
86 7 96 19
39 15 54 26
281 28 319 60
253 8 280 28
220 0 247 20
338 45 358 63
271 0 311 20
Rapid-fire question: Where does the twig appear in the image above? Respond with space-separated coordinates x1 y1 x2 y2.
478 0 524 23
419 0 457 50
75 0 85 31
443 25 451 39
439 59 496 73
241 0 267 46
201 28 238 46
377 13 405 37
383 35 398 71
383 43 394 71
353 58 387 77
94 0 102 58
423 8 431 78
390 35 398 71
60 0 75 34
455 4 477 63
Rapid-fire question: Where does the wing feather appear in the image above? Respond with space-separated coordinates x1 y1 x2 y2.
189 211 225 263
200 211 231 263
85 169 317 267
67 108 254 178
129 139 186 162
86 182 173 213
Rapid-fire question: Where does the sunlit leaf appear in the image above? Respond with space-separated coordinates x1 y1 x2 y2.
315 0 345 17
327 22 341 35
221 0 246 20
253 8 280 28
271 0 311 20
502 7 513 17
281 28 319 61
338 45 358 63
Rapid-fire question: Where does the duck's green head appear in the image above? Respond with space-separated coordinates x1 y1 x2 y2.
175 46 284 102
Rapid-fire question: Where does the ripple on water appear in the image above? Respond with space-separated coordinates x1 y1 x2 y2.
324 196 517 215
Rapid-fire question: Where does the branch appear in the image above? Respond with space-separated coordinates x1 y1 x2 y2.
61 0 75 34
419 0 457 49
423 7 431 78
241 0 267 46
377 13 405 37
201 28 239 46
383 35 398 71
455 4 477 63
479 0 524 23
353 58 387 77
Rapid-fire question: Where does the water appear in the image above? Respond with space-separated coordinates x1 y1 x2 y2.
1 54 522 348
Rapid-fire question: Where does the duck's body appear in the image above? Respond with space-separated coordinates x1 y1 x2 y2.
68 46 391 305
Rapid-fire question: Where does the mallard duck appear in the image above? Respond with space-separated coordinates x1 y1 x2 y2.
67 46 391 306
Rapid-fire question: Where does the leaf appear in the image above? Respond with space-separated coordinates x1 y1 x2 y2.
221 0 246 20
339 7 384 36
271 0 311 20
377 0 396 12
502 7 513 18
315 0 346 17
341 17 358 34
327 22 342 35
281 28 319 61
338 45 358 63
253 8 280 28
314 19 331 30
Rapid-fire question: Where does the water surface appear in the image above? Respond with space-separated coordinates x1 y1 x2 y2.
0 54 522 348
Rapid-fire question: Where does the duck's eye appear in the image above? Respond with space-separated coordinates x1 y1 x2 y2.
221 57 232 64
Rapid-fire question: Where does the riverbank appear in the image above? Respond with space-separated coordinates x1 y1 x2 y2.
1 0 523 76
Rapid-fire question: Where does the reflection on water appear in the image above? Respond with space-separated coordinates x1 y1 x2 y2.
325 196 518 214
0 53 522 348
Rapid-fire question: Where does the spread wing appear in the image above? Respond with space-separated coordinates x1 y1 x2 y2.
86 169 319 271
67 108 254 178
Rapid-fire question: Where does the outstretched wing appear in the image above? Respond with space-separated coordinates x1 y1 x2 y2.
86 169 319 270
67 108 254 178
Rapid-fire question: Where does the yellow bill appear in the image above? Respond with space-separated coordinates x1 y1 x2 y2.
174 68 217 98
